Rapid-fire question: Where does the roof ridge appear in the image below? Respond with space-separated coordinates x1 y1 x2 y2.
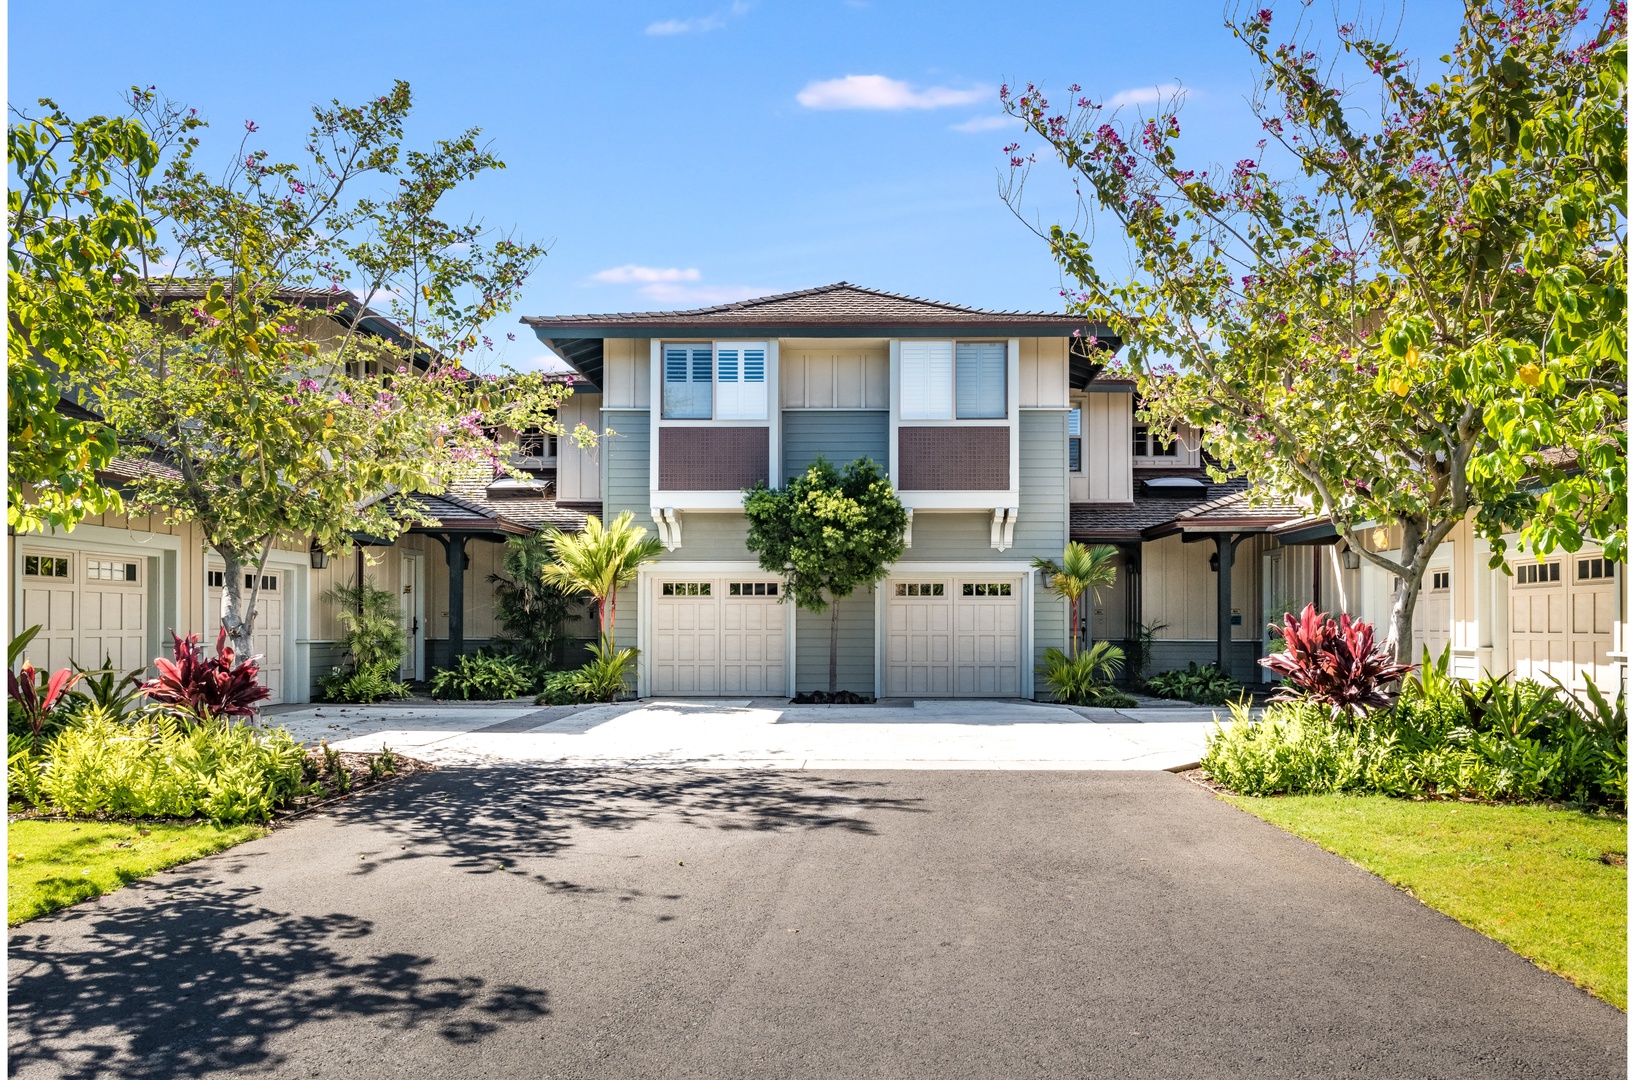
520 281 1080 324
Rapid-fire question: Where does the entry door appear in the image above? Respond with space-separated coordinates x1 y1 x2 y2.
400 553 425 681
207 566 285 704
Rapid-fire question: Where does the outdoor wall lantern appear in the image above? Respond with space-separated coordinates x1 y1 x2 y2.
309 541 329 570
1341 547 1361 570
1208 552 1220 572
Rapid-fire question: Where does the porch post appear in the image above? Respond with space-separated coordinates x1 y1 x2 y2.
435 534 469 663
1213 533 1242 675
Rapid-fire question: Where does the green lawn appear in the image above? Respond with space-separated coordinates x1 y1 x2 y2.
1227 794 1627 1010
7 818 266 925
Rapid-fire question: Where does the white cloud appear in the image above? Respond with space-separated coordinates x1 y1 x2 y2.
646 14 727 34
1107 82 1186 108
589 265 702 285
796 75 990 111
950 114 1020 133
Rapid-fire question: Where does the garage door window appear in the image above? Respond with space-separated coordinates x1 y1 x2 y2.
1578 558 1616 580
661 582 712 597
87 560 139 582
23 555 70 578
962 582 1012 596
727 582 779 596
1515 562 1561 586
894 582 944 596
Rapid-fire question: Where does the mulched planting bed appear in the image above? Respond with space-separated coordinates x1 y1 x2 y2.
284 747 434 820
790 690 876 705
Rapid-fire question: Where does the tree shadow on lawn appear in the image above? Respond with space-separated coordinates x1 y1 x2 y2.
8 876 550 1080
341 764 930 879
8 768 923 1078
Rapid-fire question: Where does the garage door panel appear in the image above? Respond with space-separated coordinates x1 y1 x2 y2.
652 581 784 696
887 579 1020 698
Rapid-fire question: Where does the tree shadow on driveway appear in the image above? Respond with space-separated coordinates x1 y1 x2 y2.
8 767 925 1079
8 875 550 1080
341 764 930 877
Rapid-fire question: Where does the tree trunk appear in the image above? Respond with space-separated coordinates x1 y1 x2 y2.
1383 519 1426 666
217 549 256 660
828 598 840 695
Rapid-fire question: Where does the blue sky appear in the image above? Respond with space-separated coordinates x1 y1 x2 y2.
10 1 1464 372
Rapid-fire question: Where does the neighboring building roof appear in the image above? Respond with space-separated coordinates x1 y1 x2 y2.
523 282 1122 392
395 490 533 537
441 468 595 532
1072 478 1309 542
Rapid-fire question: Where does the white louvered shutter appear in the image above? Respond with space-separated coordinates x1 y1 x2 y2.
716 342 768 419
900 340 954 420
955 342 1006 418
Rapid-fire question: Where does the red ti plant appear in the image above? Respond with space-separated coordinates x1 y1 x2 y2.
1259 604 1415 723
142 628 271 724
8 660 82 753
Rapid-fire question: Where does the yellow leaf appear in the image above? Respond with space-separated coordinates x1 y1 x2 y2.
1404 345 1419 366
242 335 260 355
1388 377 1411 397
422 285 432 302
1517 363 1541 386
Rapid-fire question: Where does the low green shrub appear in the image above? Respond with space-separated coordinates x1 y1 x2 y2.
320 663 412 704
429 653 537 700
535 670 588 706
562 640 637 703
8 709 309 825
1145 662 1243 706
1039 642 1132 707
1202 674 1627 810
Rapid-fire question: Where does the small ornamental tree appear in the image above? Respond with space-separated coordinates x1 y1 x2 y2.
66 84 596 659
1002 1 1626 662
743 458 908 695
8 100 160 532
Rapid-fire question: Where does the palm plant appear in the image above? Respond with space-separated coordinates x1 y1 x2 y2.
489 533 582 668
540 511 664 643
321 577 405 675
1032 542 1119 657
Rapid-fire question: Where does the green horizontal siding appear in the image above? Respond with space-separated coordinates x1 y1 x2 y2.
795 589 876 693
781 410 890 484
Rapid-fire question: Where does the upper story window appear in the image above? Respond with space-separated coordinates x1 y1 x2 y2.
516 430 557 459
662 342 767 421
900 341 1006 420
1067 407 1083 473
1133 424 1178 457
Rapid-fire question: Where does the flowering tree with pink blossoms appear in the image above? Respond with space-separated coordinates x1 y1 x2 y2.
80 83 588 657
1002 1 1626 661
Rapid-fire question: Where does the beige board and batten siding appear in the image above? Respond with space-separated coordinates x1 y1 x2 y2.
601 338 651 408
556 392 602 502
1072 392 1133 503
1017 337 1069 409
1141 532 1270 642
779 340 889 409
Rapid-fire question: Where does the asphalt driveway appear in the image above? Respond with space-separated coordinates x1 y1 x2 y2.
8 769 1625 1079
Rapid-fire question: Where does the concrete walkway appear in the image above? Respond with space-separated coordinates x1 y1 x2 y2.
268 697 1229 770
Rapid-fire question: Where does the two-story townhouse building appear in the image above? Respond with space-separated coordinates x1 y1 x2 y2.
524 282 1125 699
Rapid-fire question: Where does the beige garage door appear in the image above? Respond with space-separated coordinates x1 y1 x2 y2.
650 578 786 696
1568 554 1618 693
1412 566 1452 661
16 548 148 675
886 577 1022 698
208 566 286 704
1510 557 1566 686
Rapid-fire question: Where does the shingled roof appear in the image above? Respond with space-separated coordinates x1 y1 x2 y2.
1072 478 1308 542
524 282 1122 392
522 282 1104 333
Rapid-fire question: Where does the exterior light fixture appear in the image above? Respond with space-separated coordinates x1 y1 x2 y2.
309 541 329 570
1341 548 1361 570
1208 552 1220 572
